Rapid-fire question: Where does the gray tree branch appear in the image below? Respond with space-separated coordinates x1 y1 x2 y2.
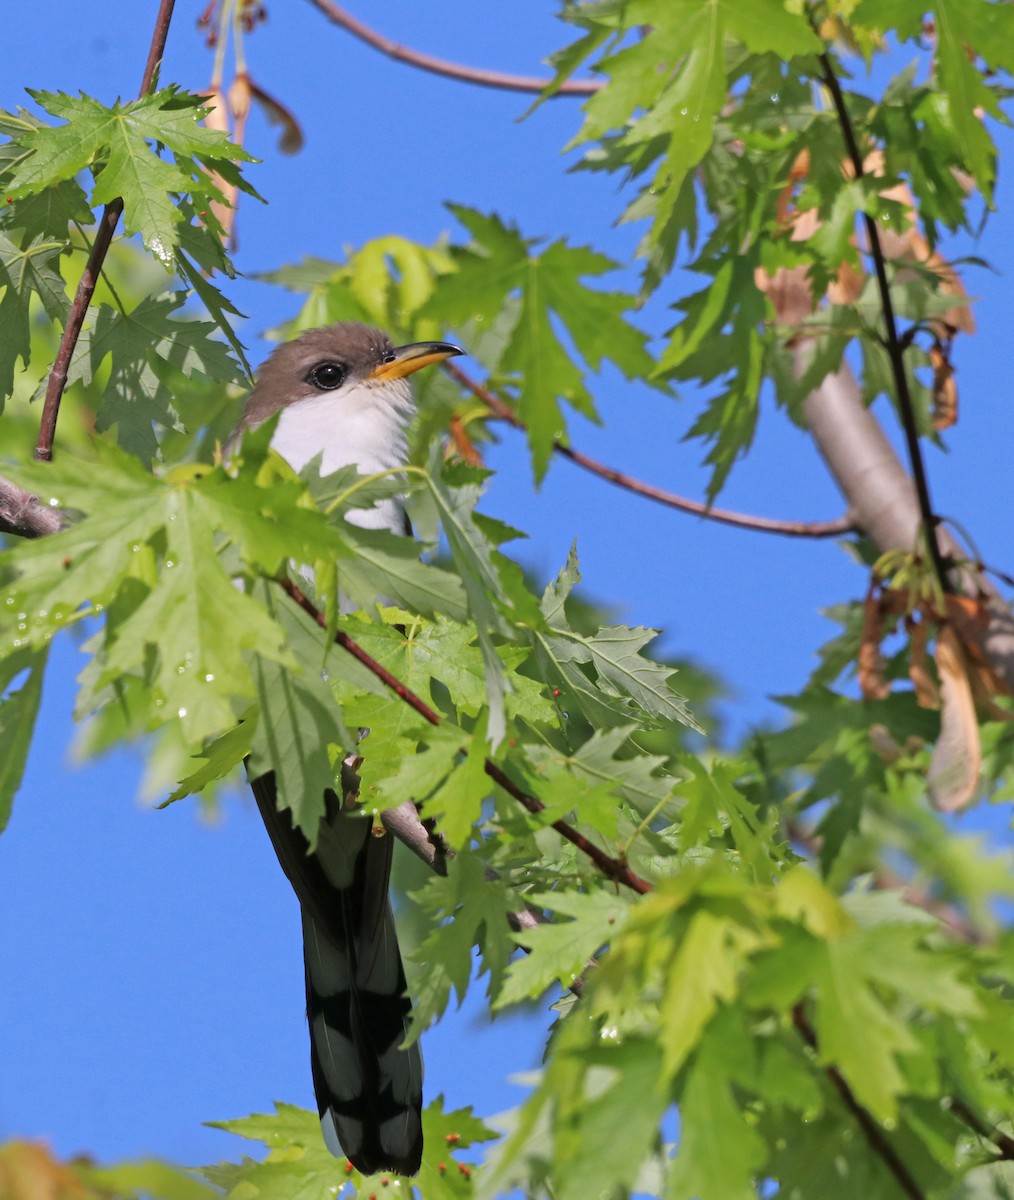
0 476 65 539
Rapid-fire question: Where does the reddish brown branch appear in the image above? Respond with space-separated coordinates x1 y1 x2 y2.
948 1098 1014 1160
34 0 177 462
444 361 854 539
792 1006 925 1200
305 0 601 96
280 578 652 895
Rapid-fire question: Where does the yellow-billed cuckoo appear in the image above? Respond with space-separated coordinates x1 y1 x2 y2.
235 322 462 1175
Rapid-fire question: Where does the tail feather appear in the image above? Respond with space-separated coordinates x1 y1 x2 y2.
252 773 423 1175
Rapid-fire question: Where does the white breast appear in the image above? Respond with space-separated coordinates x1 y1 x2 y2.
270 381 414 533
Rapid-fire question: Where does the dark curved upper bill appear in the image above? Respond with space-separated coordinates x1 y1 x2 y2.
368 340 464 383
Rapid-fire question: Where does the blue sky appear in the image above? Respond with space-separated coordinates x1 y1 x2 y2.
2 0 1013 1173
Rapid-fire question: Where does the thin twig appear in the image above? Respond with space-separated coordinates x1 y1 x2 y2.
948 1098 1014 1161
815 49 948 589
445 361 855 539
280 578 653 896
34 0 178 463
792 1006 925 1200
305 0 601 96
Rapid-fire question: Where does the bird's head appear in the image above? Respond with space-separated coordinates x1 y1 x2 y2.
242 322 463 428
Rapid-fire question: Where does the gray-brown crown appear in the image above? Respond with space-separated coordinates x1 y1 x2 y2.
241 322 397 427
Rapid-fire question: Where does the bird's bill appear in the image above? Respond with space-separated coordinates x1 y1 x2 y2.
368 340 464 382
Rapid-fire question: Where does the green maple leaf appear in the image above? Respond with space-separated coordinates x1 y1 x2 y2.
807 923 979 1122
334 524 469 622
564 0 818 291
425 458 513 745
668 1040 767 1200
207 1099 493 1198
0 444 344 749
80 1162 216 1200
409 855 518 1029
426 206 656 479
246 584 352 843
167 717 254 804
64 294 245 461
9 88 256 262
422 729 491 848
657 253 768 500
0 229 68 401
652 903 770 1079
534 544 699 731
0 644 48 832
348 613 554 727
497 888 628 1006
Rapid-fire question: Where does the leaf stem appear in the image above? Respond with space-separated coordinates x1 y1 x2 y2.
324 464 427 515
34 0 178 463
815 48 949 590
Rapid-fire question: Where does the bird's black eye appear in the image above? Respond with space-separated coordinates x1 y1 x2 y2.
306 361 347 390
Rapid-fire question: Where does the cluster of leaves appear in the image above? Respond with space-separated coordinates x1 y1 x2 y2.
4 0 1014 1198
542 0 1014 495
0 1100 492 1200
0 88 253 457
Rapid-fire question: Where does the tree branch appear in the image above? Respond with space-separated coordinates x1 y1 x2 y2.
280 578 653 895
34 0 178 463
445 361 854 539
816 48 948 589
1 492 998 1169
304 0 601 96
0 476 65 539
792 1005 926 1200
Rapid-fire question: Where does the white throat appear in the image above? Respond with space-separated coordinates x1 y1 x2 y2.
269 379 415 532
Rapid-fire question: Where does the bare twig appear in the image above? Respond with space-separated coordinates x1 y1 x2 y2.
815 49 948 589
305 0 601 96
280 578 653 895
445 361 855 539
34 0 178 463
0 477 65 539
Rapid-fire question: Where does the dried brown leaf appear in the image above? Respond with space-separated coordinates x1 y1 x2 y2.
448 415 484 467
0 1142 94 1200
248 78 304 155
927 625 981 811
908 616 939 708
930 341 958 430
860 592 891 701
201 83 238 248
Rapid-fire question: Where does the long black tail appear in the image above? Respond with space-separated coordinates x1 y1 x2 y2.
251 773 423 1175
